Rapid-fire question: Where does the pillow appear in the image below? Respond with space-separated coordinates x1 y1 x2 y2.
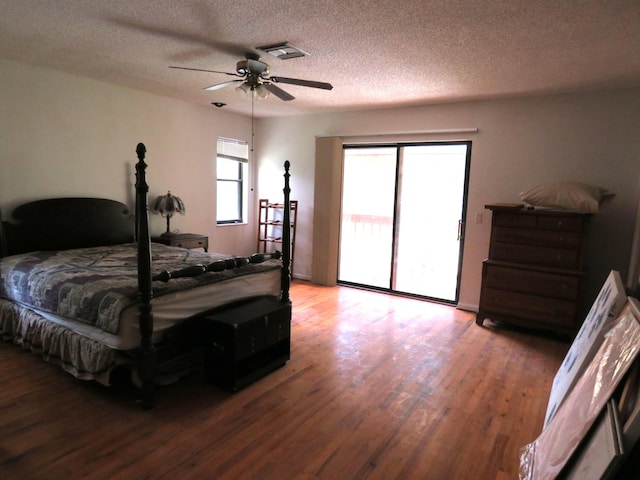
519 181 614 213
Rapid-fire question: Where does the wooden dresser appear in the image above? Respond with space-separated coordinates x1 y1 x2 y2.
476 204 591 337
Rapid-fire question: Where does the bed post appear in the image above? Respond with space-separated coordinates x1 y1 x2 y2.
135 143 156 409
281 160 291 303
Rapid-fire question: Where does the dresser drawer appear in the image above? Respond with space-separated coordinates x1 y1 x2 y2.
536 215 586 232
492 226 582 249
493 212 537 228
174 237 208 250
480 287 577 329
493 211 586 233
490 242 580 269
152 233 209 251
483 263 581 300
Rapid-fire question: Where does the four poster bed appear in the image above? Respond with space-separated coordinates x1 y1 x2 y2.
0 143 293 408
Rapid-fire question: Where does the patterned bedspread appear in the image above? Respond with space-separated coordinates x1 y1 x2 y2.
0 243 280 334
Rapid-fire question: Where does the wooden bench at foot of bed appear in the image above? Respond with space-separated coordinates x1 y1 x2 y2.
203 296 291 390
140 296 291 391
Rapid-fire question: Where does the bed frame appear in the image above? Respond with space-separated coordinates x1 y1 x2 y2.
0 142 292 408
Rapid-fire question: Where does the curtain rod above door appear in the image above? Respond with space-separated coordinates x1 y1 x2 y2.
316 128 478 139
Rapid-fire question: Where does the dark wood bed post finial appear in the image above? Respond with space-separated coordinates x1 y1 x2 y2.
135 142 156 409
281 160 292 304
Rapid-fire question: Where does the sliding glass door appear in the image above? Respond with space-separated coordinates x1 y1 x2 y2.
338 147 396 288
338 142 470 303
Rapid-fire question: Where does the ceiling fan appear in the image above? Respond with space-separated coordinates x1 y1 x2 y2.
169 53 333 101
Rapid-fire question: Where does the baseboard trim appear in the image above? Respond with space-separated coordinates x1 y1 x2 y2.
456 302 478 313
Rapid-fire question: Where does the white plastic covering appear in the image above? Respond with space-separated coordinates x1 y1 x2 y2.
519 299 640 480
544 270 627 427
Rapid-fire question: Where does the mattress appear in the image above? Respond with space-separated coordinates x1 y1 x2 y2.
0 243 283 349
28 267 282 350
0 256 282 385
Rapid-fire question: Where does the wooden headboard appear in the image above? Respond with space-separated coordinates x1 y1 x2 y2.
1 197 135 256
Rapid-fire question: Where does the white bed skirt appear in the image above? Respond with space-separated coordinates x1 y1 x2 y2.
0 299 124 385
1 268 282 386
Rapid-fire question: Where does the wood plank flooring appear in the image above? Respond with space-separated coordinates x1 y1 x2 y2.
0 281 568 479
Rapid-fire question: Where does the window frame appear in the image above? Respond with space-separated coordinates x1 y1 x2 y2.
216 138 249 225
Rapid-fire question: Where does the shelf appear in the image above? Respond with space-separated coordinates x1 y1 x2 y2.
257 198 298 275
260 220 296 226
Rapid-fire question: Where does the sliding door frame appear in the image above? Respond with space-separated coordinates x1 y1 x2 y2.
337 140 472 304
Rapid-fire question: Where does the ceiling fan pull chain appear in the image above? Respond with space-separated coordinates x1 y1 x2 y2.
251 92 255 153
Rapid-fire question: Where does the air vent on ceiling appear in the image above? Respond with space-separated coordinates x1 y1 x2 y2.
256 42 309 60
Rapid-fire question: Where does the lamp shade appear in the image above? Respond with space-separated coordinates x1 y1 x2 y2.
152 191 185 235
235 82 270 100
236 82 251 97
255 84 269 99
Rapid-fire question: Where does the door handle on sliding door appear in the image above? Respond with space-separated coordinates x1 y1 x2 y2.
457 220 464 241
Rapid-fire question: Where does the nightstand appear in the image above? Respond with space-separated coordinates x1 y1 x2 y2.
151 233 209 251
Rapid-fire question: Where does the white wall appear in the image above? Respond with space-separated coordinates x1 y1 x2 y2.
3 57 639 312
0 58 257 255
255 89 640 311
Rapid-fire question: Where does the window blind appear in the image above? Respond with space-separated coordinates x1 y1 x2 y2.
217 137 249 163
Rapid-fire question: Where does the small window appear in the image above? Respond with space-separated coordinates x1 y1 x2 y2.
217 138 249 224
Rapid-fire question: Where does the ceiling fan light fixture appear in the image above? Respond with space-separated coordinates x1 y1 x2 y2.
236 82 269 100
255 84 269 99
236 82 251 97
173 52 331 104
256 42 309 60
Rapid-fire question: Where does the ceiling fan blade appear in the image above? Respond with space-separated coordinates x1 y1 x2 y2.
204 79 243 91
169 66 239 77
264 83 295 101
270 76 333 90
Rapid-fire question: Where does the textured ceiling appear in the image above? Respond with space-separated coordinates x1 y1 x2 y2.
1 0 639 118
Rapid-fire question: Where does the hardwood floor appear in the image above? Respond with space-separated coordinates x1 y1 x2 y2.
0 281 568 479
